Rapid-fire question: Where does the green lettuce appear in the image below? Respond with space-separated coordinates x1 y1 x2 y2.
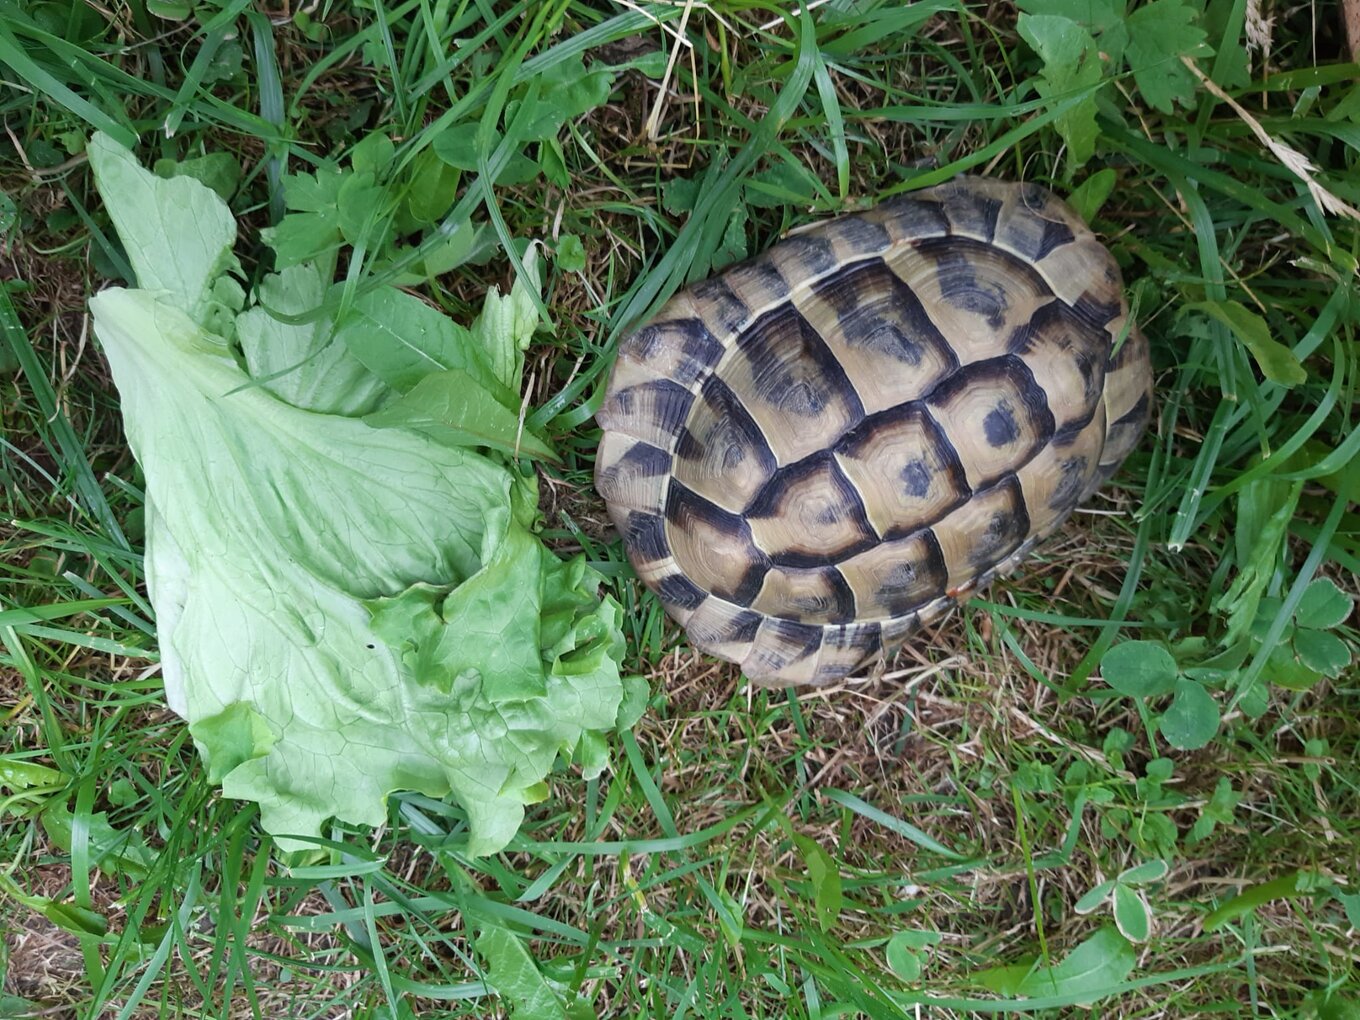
86 133 643 855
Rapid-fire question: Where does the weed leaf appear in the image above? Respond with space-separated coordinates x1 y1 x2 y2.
1112 883 1152 942
1125 0 1212 112
1158 679 1220 750
1293 629 1351 678
793 834 843 933
1203 869 1325 931
365 368 557 462
1190 299 1306 386
1119 859 1170 885
975 926 1136 1003
334 288 508 399
1018 14 1103 167
1100 641 1178 698
476 923 570 1020
1295 578 1352 631
1074 879 1116 913
886 933 923 981
1067 168 1118 222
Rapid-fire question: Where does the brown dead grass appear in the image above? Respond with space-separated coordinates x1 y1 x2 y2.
3 4 1356 1017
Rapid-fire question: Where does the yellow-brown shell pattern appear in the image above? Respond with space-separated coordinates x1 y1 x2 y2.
595 177 1153 686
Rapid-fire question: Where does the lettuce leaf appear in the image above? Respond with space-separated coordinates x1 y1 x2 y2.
86 133 641 855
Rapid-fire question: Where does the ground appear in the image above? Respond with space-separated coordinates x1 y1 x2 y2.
1 1 1358 1018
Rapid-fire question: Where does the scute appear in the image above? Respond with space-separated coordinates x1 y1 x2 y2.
671 377 777 512
1007 299 1108 430
926 356 1055 490
745 452 878 566
617 313 724 387
751 564 857 625
717 303 864 464
1014 408 1107 534
837 531 949 619
931 475 1031 591
664 483 769 606
889 237 1053 364
834 403 971 539
596 175 1153 686
797 260 959 414
595 434 670 519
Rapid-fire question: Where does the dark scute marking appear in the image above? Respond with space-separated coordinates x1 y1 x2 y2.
984 401 1020 447
866 323 921 365
729 563 770 607
612 441 671 479
744 257 792 291
941 186 1002 241
739 305 865 422
674 428 702 461
876 195 950 238
1108 329 1146 371
657 573 706 611
783 382 822 416
826 571 859 624
1070 291 1122 331
612 380 694 438
746 451 878 568
1088 459 1121 490
1018 182 1050 213
771 567 857 625
813 622 883 683
970 476 1031 570
1010 300 1108 409
712 607 764 646
1022 301 1104 405
922 529 948 576
1074 347 1100 401
914 236 1047 330
900 458 932 498
665 482 770 605
820 570 857 623
689 277 750 335
994 187 1074 262
666 480 747 535
820 214 891 253
1098 391 1151 475
936 248 1005 328
1051 413 1097 448
879 561 923 613
929 355 1057 450
626 511 670 563
839 620 883 657
774 233 836 275
1035 218 1076 259
621 317 723 385
686 376 779 473
918 235 1051 305
761 617 824 659
1050 456 1089 511
807 261 874 319
879 533 949 616
1114 391 1151 429
810 260 956 369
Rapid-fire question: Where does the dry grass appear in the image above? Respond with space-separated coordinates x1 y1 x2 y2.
2 0 1358 1016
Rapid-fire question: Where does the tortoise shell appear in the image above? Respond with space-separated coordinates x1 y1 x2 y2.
595 176 1152 686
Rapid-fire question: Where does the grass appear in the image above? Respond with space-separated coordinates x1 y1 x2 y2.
2 0 1358 1017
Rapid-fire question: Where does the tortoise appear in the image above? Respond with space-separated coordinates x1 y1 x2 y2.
594 176 1152 686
